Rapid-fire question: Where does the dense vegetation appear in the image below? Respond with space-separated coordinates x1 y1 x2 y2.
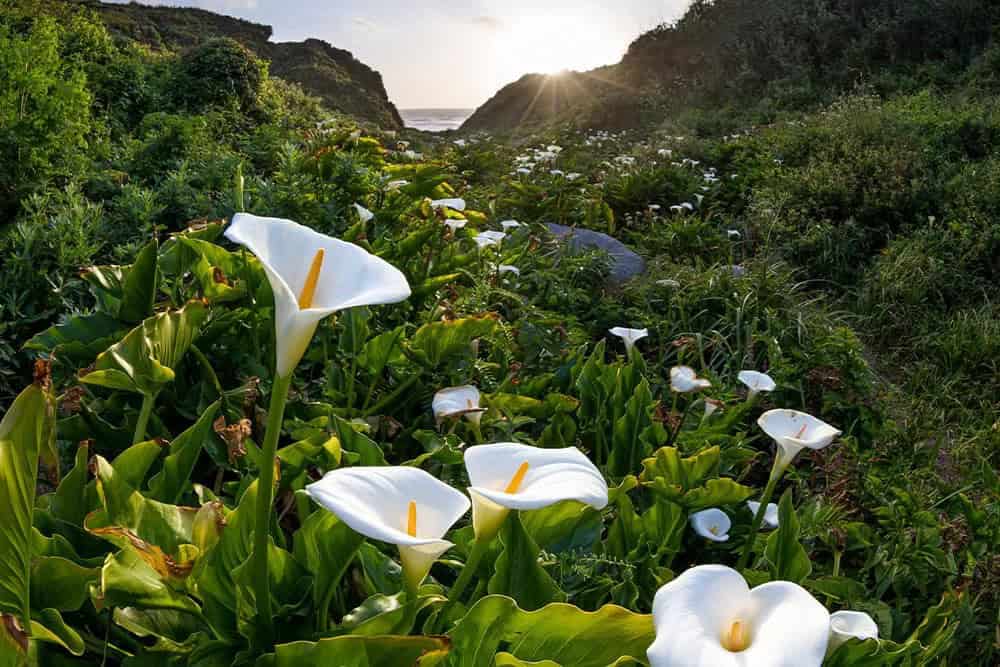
463 0 1000 132
0 0 997 665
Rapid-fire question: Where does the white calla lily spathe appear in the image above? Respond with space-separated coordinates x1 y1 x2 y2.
464 442 608 540
704 398 723 418
500 219 523 231
496 264 520 277
353 203 374 223
431 197 466 211
432 385 486 425
225 213 411 377
747 500 779 529
758 409 842 469
670 366 712 393
689 508 731 542
473 230 507 249
827 610 879 654
609 327 649 354
443 218 468 233
738 370 776 398
647 565 831 667
305 466 470 592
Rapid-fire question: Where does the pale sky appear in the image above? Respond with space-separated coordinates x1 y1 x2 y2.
108 1 692 108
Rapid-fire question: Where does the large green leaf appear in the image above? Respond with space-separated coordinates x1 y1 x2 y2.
292 509 363 629
148 402 221 504
521 501 602 554
406 315 500 368
488 513 565 610
0 383 51 625
257 634 449 666
763 489 812 583
180 238 247 304
608 378 662 477
85 456 201 582
448 596 653 667
23 312 125 364
29 608 84 657
98 547 202 616
118 239 159 323
29 558 97 612
47 442 90 528
80 301 208 396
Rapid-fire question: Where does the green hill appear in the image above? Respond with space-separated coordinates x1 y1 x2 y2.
463 0 1000 133
77 0 403 128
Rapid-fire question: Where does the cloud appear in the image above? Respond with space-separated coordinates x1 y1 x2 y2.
352 16 379 32
467 15 504 31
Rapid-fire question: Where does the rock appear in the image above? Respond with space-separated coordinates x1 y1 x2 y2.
545 223 646 285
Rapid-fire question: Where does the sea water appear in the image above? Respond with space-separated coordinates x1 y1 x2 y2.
399 109 474 132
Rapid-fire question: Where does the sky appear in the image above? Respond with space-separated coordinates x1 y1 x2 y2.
108 1 693 109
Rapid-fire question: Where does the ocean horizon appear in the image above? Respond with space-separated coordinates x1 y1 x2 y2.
399 108 474 133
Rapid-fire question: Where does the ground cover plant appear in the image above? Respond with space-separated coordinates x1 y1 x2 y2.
0 1 998 666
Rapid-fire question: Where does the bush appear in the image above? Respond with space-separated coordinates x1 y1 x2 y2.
176 37 266 113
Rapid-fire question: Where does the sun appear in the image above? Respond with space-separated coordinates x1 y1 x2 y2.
495 14 620 77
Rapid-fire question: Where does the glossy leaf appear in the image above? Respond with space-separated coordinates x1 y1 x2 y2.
80 301 208 396
0 383 51 625
257 634 449 666
148 401 221 504
488 513 565 610
119 238 159 323
292 508 364 627
448 596 653 667
763 489 812 583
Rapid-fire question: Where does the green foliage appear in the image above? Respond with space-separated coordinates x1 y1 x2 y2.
176 38 266 113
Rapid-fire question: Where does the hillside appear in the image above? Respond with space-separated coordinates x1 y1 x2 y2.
77 0 403 128
463 0 1000 133
459 67 632 133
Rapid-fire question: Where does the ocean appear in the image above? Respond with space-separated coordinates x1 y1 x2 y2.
399 108 474 133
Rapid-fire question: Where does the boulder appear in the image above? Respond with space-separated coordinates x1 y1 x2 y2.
546 223 646 285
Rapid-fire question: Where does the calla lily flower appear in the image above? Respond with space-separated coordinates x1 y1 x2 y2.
432 385 486 425
305 467 470 592
758 409 842 469
727 229 742 239
827 610 878 654
609 327 649 354
431 198 466 211
747 501 779 529
500 219 523 231
386 179 409 191
648 565 830 666
671 366 711 393
353 203 374 223
464 443 608 540
225 213 411 377
473 230 506 249
738 370 776 398
689 508 731 542
704 398 723 418
497 264 520 276
443 218 468 233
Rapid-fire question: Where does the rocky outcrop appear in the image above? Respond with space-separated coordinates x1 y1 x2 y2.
81 1 403 128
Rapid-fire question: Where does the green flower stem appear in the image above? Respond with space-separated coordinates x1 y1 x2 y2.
402 573 421 634
737 458 786 571
435 534 494 632
250 372 292 646
133 393 156 445
448 536 492 604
